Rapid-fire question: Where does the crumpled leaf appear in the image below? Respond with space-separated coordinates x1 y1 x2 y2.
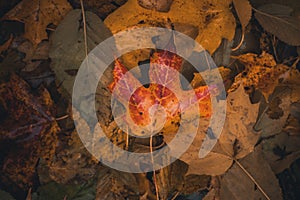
49 9 112 98
233 0 252 31
254 4 300 46
104 0 235 68
44 129 98 184
219 84 260 159
230 51 289 100
220 146 283 200
191 66 232 88
2 0 72 45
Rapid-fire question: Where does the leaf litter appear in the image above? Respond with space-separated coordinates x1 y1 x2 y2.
0 0 300 199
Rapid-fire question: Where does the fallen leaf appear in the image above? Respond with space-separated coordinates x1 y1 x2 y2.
254 4 300 46
0 34 13 53
181 174 211 195
261 115 300 174
104 0 235 68
175 119 233 176
230 52 289 100
156 160 188 199
191 66 232 88
219 84 260 159
96 168 139 200
220 147 283 200
49 9 112 98
233 0 252 31
0 74 59 190
109 38 220 137
3 0 72 46
31 181 96 200
254 86 291 137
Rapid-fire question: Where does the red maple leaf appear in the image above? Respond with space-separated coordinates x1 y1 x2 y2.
108 38 219 131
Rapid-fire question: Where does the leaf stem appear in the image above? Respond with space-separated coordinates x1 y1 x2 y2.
234 158 271 200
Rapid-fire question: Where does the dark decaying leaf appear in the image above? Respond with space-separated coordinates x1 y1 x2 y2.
220 147 283 200
254 4 300 46
31 181 96 200
96 168 139 200
233 0 252 31
156 160 188 199
0 74 59 192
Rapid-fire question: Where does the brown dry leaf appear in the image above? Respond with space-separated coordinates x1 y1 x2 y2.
164 118 233 176
230 52 289 100
233 0 252 31
220 146 283 200
104 0 235 68
95 168 139 200
0 34 13 53
181 174 211 195
156 160 188 199
254 86 291 138
219 84 260 159
3 0 72 46
203 188 219 200
191 66 232 88
254 4 300 46
262 115 300 174
46 129 98 184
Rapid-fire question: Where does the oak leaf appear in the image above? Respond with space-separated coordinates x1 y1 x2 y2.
3 0 72 46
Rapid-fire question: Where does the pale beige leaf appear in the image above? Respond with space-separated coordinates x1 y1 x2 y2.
219 84 260 159
220 147 283 200
254 87 291 137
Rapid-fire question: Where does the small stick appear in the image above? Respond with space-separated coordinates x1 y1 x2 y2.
150 135 160 200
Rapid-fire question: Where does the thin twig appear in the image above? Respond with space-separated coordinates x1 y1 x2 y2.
80 0 88 57
291 57 300 69
150 135 160 200
232 30 245 52
170 191 180 200
126 126 129 150
55 114 69 121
